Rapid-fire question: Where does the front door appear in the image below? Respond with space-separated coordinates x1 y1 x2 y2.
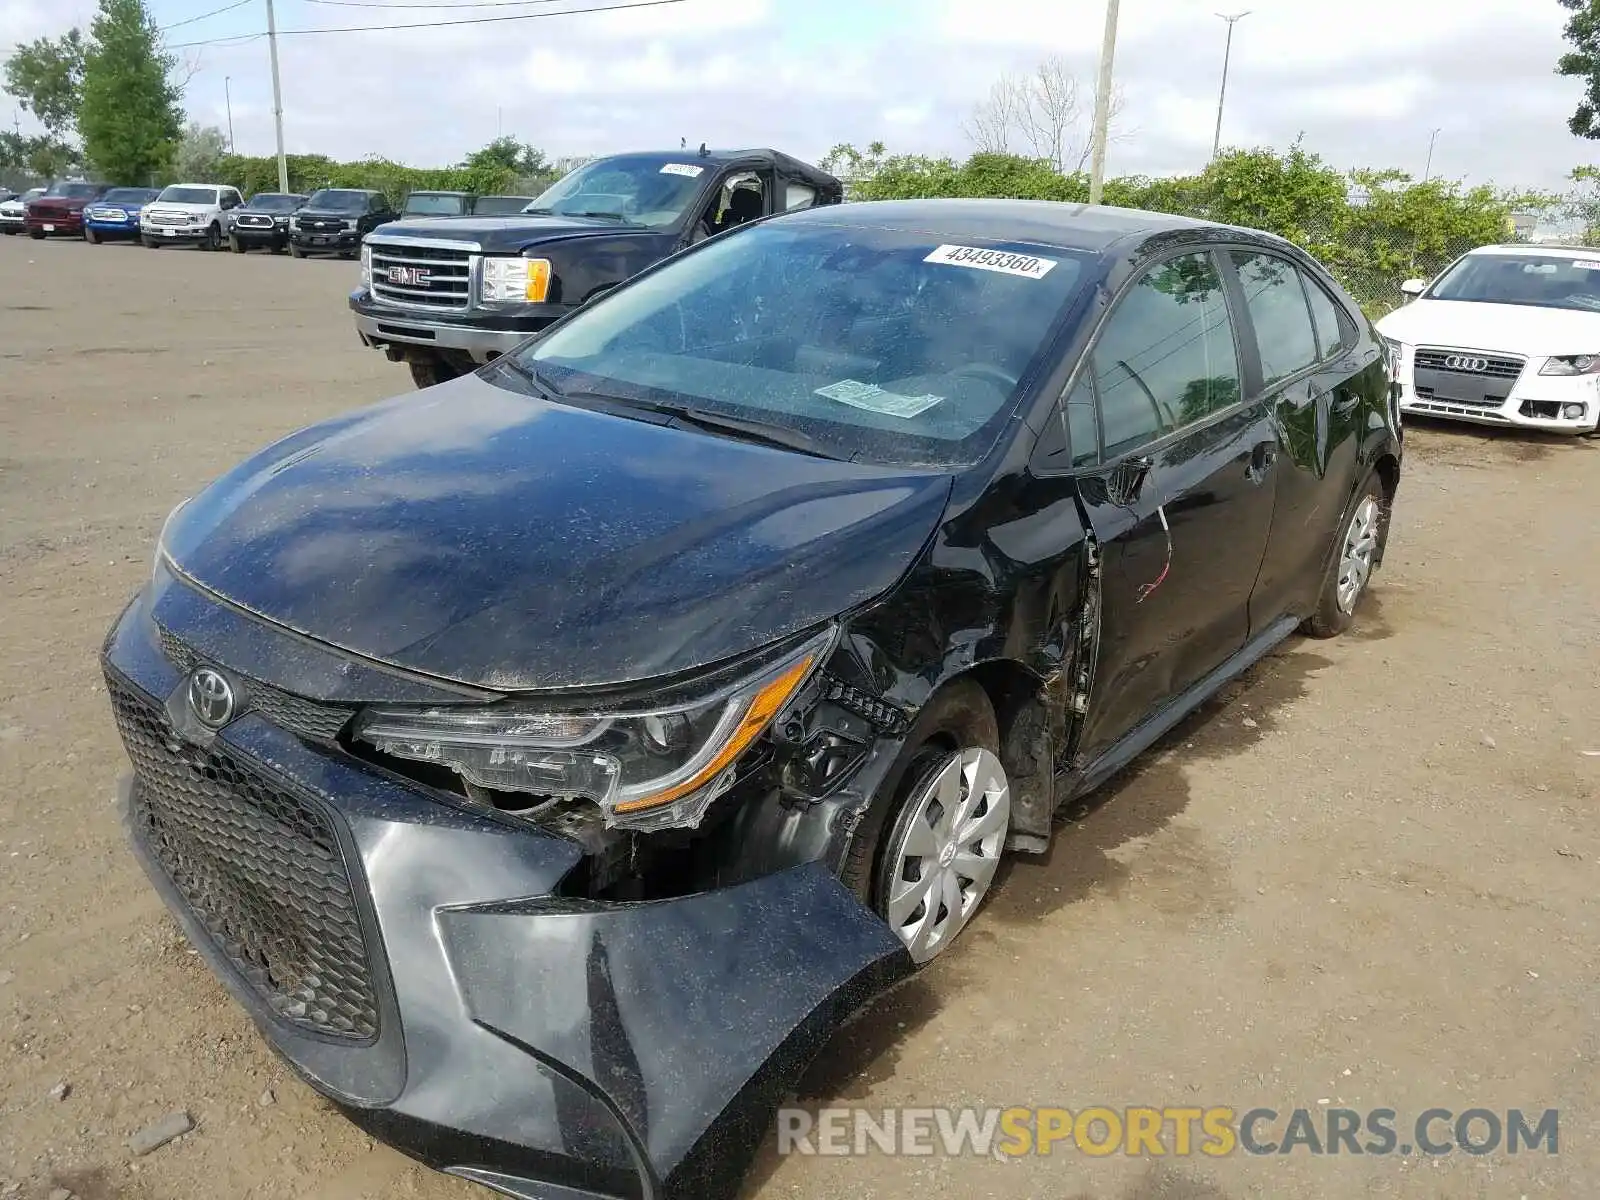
1071 249 1281 761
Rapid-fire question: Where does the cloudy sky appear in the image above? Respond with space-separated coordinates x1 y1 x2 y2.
1 0 1594 191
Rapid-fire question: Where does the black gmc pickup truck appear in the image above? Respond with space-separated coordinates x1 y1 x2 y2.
349 147 843 387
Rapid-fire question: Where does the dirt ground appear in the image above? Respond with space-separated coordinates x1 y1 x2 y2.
1 230 1597 1200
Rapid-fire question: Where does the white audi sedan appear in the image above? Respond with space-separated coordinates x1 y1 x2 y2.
1378 244 1600 436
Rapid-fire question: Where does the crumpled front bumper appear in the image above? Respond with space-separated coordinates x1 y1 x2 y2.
103 588 910 1200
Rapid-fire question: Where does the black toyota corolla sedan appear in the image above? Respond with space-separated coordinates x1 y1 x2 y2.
102 199 1400 1200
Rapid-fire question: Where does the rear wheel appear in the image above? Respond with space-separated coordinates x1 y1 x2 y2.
1303 472 1384 638
842 680 1010 965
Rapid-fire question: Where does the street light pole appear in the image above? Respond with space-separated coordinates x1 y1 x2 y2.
266 0 288 193
1212 11 1251 161
1087 0 1120 205
1422 128 1441 182
224 76 235 153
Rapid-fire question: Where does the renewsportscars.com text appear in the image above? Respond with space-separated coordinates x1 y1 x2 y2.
776 1106 1559 1159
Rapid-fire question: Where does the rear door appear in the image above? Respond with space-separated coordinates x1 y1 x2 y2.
1226 250 1369 631
1072 249 1282 761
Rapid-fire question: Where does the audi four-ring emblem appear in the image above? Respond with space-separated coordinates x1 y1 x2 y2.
1443 355 1489 372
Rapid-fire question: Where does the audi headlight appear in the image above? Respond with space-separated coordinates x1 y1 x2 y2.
354 628 832 832
359 243 372 289
480 256 552 304
1539 354 1600 376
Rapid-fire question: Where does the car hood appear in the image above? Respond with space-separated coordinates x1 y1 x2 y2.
369 214 659 253
147 201 217 214
31 196 92 211
297 208 363 219
1378 298 1600 357
160 373 953 692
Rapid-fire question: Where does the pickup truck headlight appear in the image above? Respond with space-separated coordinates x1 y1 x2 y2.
359 243 372 289
354 628 832 832
480 256 552 304
1539 354 1600 376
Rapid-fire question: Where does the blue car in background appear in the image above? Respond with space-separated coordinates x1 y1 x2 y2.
83 188 161 243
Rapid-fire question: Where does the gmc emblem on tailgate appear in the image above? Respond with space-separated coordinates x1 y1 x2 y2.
386 265 431 287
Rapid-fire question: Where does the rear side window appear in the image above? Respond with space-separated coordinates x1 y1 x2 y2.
1232 251 1318 385
1303 275 1351 359
785 182 818 211
1092 251 1243 458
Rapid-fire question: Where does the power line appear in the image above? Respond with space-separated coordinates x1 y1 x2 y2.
160 0 252 32
302 0 578 9
165 0 685 48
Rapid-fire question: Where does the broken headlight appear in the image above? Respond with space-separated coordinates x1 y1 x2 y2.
354 627 832 832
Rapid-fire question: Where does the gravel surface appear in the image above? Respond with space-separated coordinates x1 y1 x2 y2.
1 232 1597 1200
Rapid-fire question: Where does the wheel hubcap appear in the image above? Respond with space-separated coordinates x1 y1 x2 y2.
884 747 1010 964
1336 496 1381 614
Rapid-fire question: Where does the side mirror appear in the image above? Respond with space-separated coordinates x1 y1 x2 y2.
1399 278 1426 300
1107 455 1153 507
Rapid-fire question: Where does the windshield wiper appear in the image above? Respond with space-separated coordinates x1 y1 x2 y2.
622 398 838 459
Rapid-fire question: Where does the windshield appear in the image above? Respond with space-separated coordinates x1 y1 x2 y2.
475 195 533 215
247 193 304 212
403 193 468 215
102 188 156 204
44 182 99 199
1427 252 1600 312
157 186 218 205
306 189 370 211
505 221 1087 467
525 155 710 226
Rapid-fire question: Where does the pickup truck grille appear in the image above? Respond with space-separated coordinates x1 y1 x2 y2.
145 208 196 227
234 213 277 230
368 240 474 311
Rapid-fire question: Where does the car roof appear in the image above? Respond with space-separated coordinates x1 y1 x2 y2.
604 147 840 189
776 198 1223 253
1463 242 1600 258
408 190 470 197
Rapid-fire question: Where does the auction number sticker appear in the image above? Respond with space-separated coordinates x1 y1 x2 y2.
1571 259 1600 270
660 163 706 178
925 244 1058 279
817 379 944 419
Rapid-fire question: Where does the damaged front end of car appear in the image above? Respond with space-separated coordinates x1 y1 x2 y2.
102 554 927 1200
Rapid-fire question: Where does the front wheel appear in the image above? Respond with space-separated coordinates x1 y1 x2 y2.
288 243 305 258
201 223 221 251
142 235 160 248
407 356 462 389
1302 472 1385 638
84 227 100 244
842 680 1009 965
228 234 244 253
28 229 44 240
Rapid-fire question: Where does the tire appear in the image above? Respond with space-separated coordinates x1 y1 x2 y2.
29 229 44 240
841 679 1009 965
143 235 160 248
84 227 100 244
1302 471 1385 638
408 357 461 389
228 234 244 253
289 243 305 259
200 223 220 251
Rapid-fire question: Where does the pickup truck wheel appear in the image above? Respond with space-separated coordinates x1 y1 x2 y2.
201 223 221 251
143 235 160 248
84 227 100 244
29 229 45 240
228 234 244 253
408 358 461 389
289 243 305 259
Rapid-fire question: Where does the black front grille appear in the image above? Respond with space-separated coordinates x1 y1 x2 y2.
1414 348 1525 380
108 673 379 1040
154 624 356 745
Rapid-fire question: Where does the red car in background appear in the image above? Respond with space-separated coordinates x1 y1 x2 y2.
25 180 111 238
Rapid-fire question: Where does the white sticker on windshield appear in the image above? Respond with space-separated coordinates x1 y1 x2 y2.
660 163 705 178
1571 259 1600 270
817 379 944 419
924 243 1057 279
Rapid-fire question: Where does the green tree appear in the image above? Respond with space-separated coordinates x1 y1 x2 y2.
173 121 227 181
1558 0 1600 137
459 136 548 192
1 30 86 141
0 131 80 176
76 0 183 184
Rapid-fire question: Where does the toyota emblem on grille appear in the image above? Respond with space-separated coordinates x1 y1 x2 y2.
1443 355 1490 372
187 667 236 729
386 264 431 287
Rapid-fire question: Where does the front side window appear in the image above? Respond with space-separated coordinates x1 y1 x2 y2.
505 222 1089 467
1232 251 1319 386
157 186 219 205
1426 251 1600 312
1092 252 1242 458
525 154 712 228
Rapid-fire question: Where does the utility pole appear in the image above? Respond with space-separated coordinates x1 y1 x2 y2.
224 76 235 153
1087 0 1120 205
1212 11 1251 160
1422 128 1441 183
266 0 288 192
